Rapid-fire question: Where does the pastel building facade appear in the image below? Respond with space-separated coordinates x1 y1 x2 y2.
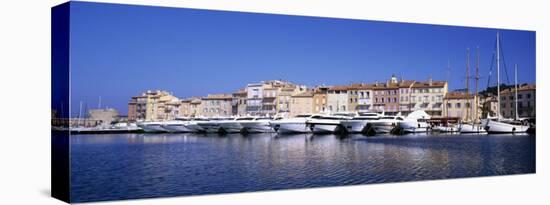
289 90 314 117
127 90 179 121
500 84 536 118
201 94 233 117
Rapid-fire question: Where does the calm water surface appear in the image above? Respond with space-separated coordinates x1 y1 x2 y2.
70 133 535 202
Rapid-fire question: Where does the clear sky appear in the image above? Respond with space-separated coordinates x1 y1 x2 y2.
69 2 536 116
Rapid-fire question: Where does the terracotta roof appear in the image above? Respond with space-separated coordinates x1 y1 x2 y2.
444 92 476 100
328 85 350 91
500 84 536 94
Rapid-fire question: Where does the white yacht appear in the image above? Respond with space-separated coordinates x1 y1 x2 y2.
219 117 245 133
306 114 352 134
161 118 193 133
398 110 431 133
433 123 459 133
369 115 404 134
185 117 208 132
137 121 169 133
197 117 238 133
270 114 312 134
238 117 274 133
340 112 382 133
483 33 529 134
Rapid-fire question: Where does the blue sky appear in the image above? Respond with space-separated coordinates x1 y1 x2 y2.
69 2 535 115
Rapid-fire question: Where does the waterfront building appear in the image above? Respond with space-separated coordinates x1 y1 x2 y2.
189 98 203 117
289 90 314 117
178 99 192 117
327 85 350 113
409 78 447 117
500 84 536 118
397 80 416 115
313 86 329 113
371 75 400 114
232 89 248 116
201 94 233 117
277 86 303 117
443 92 481 122
244 80 306 116
89 108 119 125
245 83 263 115
127 90 179 121
348 83 374 112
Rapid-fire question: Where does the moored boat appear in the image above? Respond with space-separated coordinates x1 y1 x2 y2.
270 114 311 134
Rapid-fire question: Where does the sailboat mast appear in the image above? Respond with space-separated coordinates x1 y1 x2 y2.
515 64 519 120
496 32 501 121
466 48 470 122
78 101 83 127
475 47 480 122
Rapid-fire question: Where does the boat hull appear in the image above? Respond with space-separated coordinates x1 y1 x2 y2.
309 123 339 134
240 122 274 133
162 124 193 133
138 124 168 133
272 122 310 134
459 124 487 133
370 122 397 134
483 119 529 133
340 120 368 133
398 121 430 133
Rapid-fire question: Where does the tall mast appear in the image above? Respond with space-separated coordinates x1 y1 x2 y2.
475 47 480 122
496 32 501 121
466 48 470 122
98 96 102 109
515 64 519 120
78 101 83 127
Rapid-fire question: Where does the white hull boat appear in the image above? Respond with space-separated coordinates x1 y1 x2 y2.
340 120 369 133
458 123 487 133
340 112 382 133
270 115 311 134
482 119 528 133
306 114 350 134
239 117 274 133
161 121 193 133
137 121 169 133
434 125 459 133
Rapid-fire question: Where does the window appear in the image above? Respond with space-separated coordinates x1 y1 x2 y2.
456 103 461 108
447 103 452 108
509 96 513 100
501 103 506 108
518 94 522 99
527 94 531 99
511 103 513 108
411 96 416 102
501 97 506 101
466 102 470 108
518 102 523 107
394 97 397 103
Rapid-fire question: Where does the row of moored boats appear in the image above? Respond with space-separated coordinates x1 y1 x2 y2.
134 110 531 135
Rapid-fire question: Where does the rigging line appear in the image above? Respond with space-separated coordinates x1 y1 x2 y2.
499 36 511 85
486 38 497 89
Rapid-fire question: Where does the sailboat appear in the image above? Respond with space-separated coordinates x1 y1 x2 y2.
482 32 529 133
460 47 487 133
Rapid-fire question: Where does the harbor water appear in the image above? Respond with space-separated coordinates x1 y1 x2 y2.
69 133 535 202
